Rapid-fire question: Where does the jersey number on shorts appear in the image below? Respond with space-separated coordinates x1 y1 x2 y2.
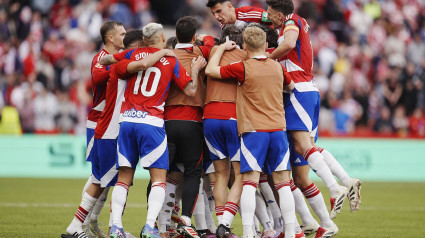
133 67 161 97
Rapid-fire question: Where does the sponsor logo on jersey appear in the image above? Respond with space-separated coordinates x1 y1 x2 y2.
295 158 301 163
95 63 103 69
262 12 271 22
122 108 149 118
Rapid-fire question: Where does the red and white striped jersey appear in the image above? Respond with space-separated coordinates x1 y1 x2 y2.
221 6 272 29
94 61 130 139
87 49 110 129
278 13 314 84
114 47 193 127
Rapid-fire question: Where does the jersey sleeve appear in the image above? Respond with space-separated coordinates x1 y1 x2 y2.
236 6 272 25
113 49 136 61
219 61 245 84
283 18 299 34
92 62 110 85
114 59 133 78
282 65 292 86
199 36 215 59
171 59 193 91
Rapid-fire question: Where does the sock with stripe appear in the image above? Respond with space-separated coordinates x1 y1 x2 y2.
215 206 225 225
241 180 258 237
304 148 340 197
303 183 333 228
275 181 295 238
221 202 239 228
111 182 129 228
193 182 208 230
90 187 110 221
146 182 166 228
66 192 97 234
289 179 317 226
259 177 283 232
158 177 179 232
254 190 273 231
203 177 215 213
81 177 93 227
318 147 351 187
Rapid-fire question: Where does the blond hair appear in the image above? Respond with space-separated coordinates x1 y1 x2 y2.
143 23 163 45
243 26 266 50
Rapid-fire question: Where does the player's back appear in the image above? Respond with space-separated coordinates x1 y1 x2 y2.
121 47 180 122
278 13 313 83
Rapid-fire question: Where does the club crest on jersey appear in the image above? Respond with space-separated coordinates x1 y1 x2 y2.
122 108 149 118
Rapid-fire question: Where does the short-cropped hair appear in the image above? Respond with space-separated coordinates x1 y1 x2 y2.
220 25 243 48
206 0 230 8
176 16 199 43
100 20 123 44
266 0 294 16
143 23 163 39
123 30 144 48
243 26 266 49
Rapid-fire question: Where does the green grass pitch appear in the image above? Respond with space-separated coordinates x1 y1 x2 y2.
1 178 424 238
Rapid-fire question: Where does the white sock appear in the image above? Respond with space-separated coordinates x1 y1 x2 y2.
241 181 258 237
146 182 166 227
221 202 239 228
90 187 110 221
203 190 216 233
181 215 191 226
193 182 208 230
111 182 129 228
303 183 333 228
319 148 351 187
158 178 179 232
81 177 93 226
254 216 261 234
254 191 273 230
215 206 224 225
305 148 339 197
259 181 283 232
266 206 274 229
289 180 317 226
275 182 295 238
67 192 97 234
108 203 113 227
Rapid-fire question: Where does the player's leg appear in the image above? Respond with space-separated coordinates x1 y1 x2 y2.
266 131 295 238
315 144 362 212
258 173 283 234
64 137 104 238
110 122 139 237
240 132 268 238
138 123 169 238
292 165 337 237
254 190 274 235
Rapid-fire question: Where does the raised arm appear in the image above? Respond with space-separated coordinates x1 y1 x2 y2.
269 30 298 60
205 41 236 79
126 49 176 74
183 56 207 96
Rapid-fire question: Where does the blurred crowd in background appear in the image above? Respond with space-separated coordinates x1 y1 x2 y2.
1 0 425 137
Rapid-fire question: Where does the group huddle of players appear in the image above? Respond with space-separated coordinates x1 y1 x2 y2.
60 1 363 238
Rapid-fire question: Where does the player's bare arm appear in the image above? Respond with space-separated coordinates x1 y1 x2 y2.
99 54 117 65
269 30 298 60
126 49 177 73
184 56 207 96
205 41 236 78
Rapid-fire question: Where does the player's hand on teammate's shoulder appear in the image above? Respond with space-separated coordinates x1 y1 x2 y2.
160 49 177 58
191 56 207 71
220 40 237 51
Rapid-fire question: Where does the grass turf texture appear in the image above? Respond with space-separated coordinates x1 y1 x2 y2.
0 178 424 238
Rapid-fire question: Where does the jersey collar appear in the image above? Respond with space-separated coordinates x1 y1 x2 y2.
252 55 268 59
175 43 193 49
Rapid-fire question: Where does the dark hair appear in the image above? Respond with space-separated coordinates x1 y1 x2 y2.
253 24 278 48
175 16 199 43
100 20 123 44
166 36 178 49
220 25 243 48
123 30 143 49
266 0 294 16
206 0 230 8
